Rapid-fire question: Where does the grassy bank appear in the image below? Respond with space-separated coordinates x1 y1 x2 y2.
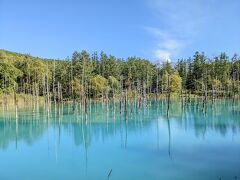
0 93 45 107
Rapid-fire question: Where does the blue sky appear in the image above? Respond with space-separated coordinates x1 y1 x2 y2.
0 0 240 61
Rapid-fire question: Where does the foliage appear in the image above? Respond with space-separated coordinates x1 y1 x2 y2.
72 78 84 99
1 49 240 99
0 61 23 92
171 72 182 93
90 75 109 98
108 76 120 95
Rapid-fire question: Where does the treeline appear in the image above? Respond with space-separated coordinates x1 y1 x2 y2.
1 49 240 102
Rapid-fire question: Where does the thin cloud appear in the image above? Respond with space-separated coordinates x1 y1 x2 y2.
145 27 186 62
154 50 171 62
145 0 216 62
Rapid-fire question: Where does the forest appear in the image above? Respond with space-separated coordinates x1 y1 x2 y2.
0 49 240 104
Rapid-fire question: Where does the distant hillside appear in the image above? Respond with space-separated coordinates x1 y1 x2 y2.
0 49 68 96
0 49 58 63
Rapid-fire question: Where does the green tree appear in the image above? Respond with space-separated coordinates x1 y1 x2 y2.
170 72 182 93
0 61 23 93
108 76 120 95
72 78 84 99
90 75 109 98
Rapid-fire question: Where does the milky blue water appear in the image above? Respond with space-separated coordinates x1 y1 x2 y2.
0 100 240 180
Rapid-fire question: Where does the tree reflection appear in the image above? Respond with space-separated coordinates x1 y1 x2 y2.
0 100 239 152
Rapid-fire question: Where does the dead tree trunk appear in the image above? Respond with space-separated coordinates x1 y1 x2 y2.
167 74 171 117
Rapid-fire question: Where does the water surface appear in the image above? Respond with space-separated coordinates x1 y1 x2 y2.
0 100 240 180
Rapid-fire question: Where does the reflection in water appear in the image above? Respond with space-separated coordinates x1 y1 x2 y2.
0 100 240 180
167 117 171 158
0 100 240 150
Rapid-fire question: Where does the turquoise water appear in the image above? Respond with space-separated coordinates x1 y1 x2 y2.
0 100 240 180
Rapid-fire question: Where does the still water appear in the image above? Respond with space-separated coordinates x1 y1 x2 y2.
0 100 240 180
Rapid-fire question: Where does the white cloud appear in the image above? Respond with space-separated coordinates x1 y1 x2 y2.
144 27 168 38
145 27 186 62
154 49 171 62
145 0 215 62
161 39 182 50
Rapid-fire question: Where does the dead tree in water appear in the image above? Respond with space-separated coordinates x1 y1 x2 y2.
120 76 124 114
46 62 50 113
53 59 56 107
111 80 116 116
124 90 128 121
167 74 171 117
137 79 142 110
203 70 208 112
167 116 171 157
203 85 208 112
14 83 18 119
156 68 159 101
232 71 237 105
211 83 215 104
57 82 61 105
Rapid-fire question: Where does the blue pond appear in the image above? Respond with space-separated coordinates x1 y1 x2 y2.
0 100 240 180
